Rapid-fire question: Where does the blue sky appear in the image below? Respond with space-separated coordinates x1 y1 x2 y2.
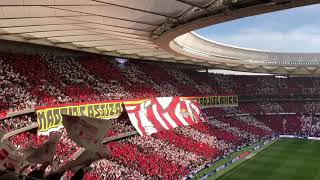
195 4 320 53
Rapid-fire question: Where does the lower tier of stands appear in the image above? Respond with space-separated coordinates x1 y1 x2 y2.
3 106 320 179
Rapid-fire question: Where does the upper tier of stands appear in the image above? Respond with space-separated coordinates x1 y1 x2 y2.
2 53 320 113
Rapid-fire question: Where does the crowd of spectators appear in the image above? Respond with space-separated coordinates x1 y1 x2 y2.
300 115 320 137
0 59 37 112
1 53 219 113
212 74 235 94
304 102 320 114
192 122 244 145
206 102 314 116
279 102 305 113
208 117 257 141
4 115 267 179
4 108 320 178
0 114 36 131
3 53 320 114
4 52 320 179
87 159 146 180
258 102 284 113
232 115 272 132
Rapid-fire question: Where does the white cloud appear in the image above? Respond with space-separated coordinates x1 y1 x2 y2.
204 25 320 53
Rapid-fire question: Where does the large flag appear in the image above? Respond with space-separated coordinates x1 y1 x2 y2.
22 133 61 164
62 115 112 152
124 97 202 136
0 140 24 171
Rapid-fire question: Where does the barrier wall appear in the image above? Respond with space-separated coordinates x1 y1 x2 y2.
279 135 320 141
0 108 35 120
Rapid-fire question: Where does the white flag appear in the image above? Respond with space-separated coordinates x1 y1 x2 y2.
62 115 112 152
22 133 61 164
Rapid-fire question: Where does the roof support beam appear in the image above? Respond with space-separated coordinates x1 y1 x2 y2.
45 6 161 26
0 4 113 7
2 27 90 35
51 37 116 44
59 17 153 32
91 0 177 19
0 15 90 20
0 22 86 28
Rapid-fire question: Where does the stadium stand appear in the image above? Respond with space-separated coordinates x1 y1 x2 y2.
3 53 320 179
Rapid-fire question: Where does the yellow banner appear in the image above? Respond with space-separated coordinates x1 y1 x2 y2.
195 95 238 107
36 102 123 135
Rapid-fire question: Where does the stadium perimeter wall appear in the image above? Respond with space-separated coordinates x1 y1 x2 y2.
279 135 320 140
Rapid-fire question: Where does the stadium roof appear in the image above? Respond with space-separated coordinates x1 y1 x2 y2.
1 0 320 74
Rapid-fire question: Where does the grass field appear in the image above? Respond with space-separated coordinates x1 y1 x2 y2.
215 138 320 180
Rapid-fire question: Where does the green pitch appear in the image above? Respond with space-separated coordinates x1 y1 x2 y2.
216 138 320 180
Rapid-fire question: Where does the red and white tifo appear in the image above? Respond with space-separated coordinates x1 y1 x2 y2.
124 97 203 136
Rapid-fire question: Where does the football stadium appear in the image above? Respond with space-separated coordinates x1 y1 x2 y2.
1 0 320 179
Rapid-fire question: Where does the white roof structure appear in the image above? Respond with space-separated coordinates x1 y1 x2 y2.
1 0 320 74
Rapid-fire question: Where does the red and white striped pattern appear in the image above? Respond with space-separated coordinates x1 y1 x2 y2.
124 97 202 136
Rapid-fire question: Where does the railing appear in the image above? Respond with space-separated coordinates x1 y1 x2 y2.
0 108 35 120
1 122 38 141
102 131 138 143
